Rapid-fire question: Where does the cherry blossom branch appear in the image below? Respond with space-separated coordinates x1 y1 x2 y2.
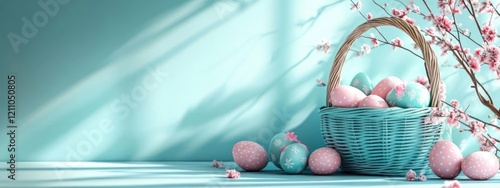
442 100 500 130
491 2 500 16
359 35 424 59
351 0 390 43
467 0 489 45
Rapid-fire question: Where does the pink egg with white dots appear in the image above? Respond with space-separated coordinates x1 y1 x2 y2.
462 151 499 180
330 85 366 108
308 147 341 175
232 141 268 171
357 95 388 108
428 140 463 179
371 76 403 99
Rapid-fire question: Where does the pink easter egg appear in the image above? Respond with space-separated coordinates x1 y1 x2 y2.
428 140 463 179
232 141 268 171
371 76 403 99
308 147 341 175
357 95 389 108
330 85 367 108
462 151 499 180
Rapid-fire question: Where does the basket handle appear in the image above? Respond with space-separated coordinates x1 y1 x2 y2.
326 17 441 108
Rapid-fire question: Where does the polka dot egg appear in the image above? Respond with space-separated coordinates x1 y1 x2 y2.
330 85 366 108
371 76 403 99
357 95 388 108
280 143 309 174
462 151 499 180
308 147 341 175
232 141 268 171
428 140 463 179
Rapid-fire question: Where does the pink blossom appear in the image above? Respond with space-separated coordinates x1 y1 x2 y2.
447 112 460 128
478 0 494 13
323 40 330 54
470 121 487 137
406 169 417 181
480 137 497 152
425 27 436 36
468 55 480 72
370 33 379 47
474 48 486 62
424 117 433 124
351 1 362 12
418 173 427 181
413 43 419 50
484 45 500 72
433 15 453 32
440 82 447 101
404 16 415 25
452 7 461 13
412 4 420 13
459 112 469 121
361 44 371 55
462 29 469 35
391 37 403 50
450 99 460 108
415 76 428 86
226 169 240 179
284 132 298 141
438 0 456 14
213 160 225 168
392 8 408 18
481 24 497 43
439 40 451 56
367 12 372 20
213 159 219 168
442 180 461 188
395 83 406 95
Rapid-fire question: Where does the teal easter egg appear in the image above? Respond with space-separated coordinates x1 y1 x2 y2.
279 143 309 174
386 82 430 108
350 72 373 95
269 133 297 169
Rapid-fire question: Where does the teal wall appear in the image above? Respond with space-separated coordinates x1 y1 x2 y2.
1 0 499 162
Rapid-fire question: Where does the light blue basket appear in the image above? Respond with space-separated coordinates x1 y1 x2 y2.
320 17 443 176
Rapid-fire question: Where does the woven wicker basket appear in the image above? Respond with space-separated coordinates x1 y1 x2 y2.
319 17 443 176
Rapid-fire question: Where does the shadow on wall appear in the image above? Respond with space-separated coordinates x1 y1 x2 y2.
19 0 351 162
25 0 253 160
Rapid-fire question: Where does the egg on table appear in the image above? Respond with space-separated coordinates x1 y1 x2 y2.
232 141 268 171
330 85 367 108
386 82 430 108
462 151 499 180
269 133 298 169
308 147 341 175
350 72 373 95
280 143 309 174
371 76 403 99
428 140 463 179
